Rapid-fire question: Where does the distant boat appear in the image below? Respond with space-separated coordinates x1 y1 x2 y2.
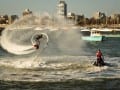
81 28 120 41
91 28 120 37
81 28 103 41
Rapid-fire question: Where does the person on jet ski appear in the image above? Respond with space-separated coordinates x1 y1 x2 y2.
94 49 105 66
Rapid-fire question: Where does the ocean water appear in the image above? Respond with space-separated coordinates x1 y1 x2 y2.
0 14 120 90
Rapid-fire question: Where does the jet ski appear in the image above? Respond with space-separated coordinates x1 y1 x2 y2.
93 58 105 67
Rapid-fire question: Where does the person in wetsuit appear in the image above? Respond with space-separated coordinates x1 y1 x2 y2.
34 34 43 49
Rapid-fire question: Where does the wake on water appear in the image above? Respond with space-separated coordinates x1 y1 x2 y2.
0 13 120 82
0 13 85 69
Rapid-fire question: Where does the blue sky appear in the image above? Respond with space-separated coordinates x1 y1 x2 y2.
0 0 119 17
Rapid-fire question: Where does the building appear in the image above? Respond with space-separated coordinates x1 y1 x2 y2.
0 15 9 24
67 12 85 25
110 14 120 24
57 0 67 18
93 12 106 20
110 14 120 20
75 14 85 25
9 15 19 24
67 12 75 24
22 9 32 16
93 12 106 25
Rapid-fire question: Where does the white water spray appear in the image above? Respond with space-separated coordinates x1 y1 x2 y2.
0 30 35 55
0 13 85 55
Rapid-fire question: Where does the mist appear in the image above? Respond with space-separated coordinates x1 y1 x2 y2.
0 13 85 56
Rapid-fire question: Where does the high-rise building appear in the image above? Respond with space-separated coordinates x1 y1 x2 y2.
57 0 67 18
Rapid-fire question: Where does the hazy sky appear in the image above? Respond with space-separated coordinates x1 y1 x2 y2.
0 0 119 17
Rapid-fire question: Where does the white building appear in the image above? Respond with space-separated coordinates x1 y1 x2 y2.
93 11 105 20
57 0 67 18
22 9 32 16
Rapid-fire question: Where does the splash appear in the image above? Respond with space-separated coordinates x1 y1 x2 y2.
0 29 35 55
6 12 77 31
0 12 119 83
0 13 85 55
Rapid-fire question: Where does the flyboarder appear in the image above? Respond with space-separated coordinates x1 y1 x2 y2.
31 33 49 50
33 34 43 49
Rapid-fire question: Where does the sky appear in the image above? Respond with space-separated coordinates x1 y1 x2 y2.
0 0 119 17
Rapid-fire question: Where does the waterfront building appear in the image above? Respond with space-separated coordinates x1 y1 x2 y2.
75 14 85 25
22 9 33 16
9 15 19 24
93 12 106 25
67 12 75 19
110 14 120 24
0 15 9 24
93 11 106 20
67 12 75 24
57 0 67 18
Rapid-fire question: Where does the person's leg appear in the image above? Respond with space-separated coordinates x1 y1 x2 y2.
99 58 105 66
101 58 105 65
93 61 97 66
97 58 100 66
